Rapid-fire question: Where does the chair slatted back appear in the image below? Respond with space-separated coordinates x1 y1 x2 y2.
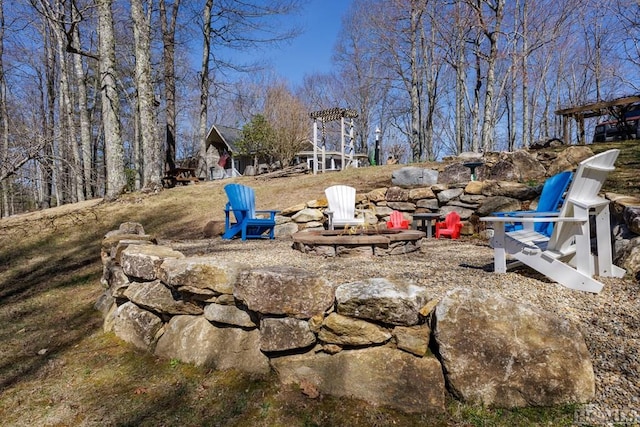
445 211 460 228
533 171 573 235
224 183 256 222
548 149 619 253
325 185 357 221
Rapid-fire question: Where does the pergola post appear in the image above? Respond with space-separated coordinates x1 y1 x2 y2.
313 119 318 175
340 117 345 170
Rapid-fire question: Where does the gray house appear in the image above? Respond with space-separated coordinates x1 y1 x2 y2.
205 124 244 179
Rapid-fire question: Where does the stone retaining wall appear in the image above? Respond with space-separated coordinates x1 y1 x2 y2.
97 222 600 414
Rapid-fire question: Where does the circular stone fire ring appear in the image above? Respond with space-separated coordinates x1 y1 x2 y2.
291 229 426 257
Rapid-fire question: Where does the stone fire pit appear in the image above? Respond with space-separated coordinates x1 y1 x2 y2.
291 229 425 257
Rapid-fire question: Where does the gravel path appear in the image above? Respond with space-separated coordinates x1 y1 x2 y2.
163 236 639 417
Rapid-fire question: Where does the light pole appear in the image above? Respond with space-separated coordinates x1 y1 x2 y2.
374 127 381 166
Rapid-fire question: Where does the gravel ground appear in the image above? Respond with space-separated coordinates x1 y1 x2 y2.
162 236 639 420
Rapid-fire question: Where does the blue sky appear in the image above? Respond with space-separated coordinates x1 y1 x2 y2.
267 0 351 86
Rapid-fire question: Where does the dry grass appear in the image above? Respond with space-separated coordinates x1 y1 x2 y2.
0 141 637 426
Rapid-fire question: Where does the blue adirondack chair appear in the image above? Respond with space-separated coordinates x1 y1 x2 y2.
492 171 573 237
222 183 278 240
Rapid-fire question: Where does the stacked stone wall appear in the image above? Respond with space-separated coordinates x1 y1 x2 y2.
97 221 602 413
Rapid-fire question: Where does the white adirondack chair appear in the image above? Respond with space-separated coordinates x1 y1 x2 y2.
481 149 626 293
325 185 366 230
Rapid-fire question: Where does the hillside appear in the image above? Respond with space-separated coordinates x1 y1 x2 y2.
0 141 637 426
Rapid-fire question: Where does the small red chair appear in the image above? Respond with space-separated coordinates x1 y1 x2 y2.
386 210 409 229
435 212 462 239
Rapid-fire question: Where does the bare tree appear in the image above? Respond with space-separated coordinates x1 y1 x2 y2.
464 0 505 152
371 0 427 161
334 0 391 154
615 0 640 79
0 0 8 216
131 0 162 191
71 2 94 198
97 0 126 199
196 0 212 179
160 0 180 173
31 0 84 202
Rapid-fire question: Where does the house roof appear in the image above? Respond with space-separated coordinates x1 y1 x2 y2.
206 124 241 153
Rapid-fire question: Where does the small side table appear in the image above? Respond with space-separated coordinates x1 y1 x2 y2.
412 212 441 238
463 161 484 181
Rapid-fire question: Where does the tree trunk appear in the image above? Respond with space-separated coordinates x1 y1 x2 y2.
408 2 423 162
198 0 213 179
0 0 8 217
72 4 93 199
97 0 126 199
480 0 505 153
54 18 84 203
521 0 530 149
43 26 56 207
454 7 466 155
423 13 440 161
160 0 179 174
131 0 162 192
471 39 481 153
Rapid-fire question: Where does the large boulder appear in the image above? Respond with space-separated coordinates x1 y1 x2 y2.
433 288 595 408
508 150 547 181
335 278 431 326
367 187 388 203
102 263 130 298
439 163 481 184
121 244 185 281
438 205 475 220
488 160 519 181
386 186 410 202
617 236 640 281
392 167 439 187
260 317 316 352
623 243 640 281
408 187 436 201
274 221 300 238
103 221 146 238
124 280 203 315
318 313 392 346
436 188 464 204
292 208 325 223
154 315 269 374
203 302 256 328
393 324 431 356
546 146 593 175
101 234 156 260
235 266 335 319
109 301 163 350
271 346 445 414
481 180 541 200
159 257 246 295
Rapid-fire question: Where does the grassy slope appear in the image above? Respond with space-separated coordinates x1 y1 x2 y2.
0 141 636 426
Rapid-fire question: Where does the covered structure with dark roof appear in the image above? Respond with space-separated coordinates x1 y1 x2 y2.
555 94 640 144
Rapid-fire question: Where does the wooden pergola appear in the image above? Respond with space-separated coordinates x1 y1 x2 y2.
555 95 640 144
309 108 359 175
